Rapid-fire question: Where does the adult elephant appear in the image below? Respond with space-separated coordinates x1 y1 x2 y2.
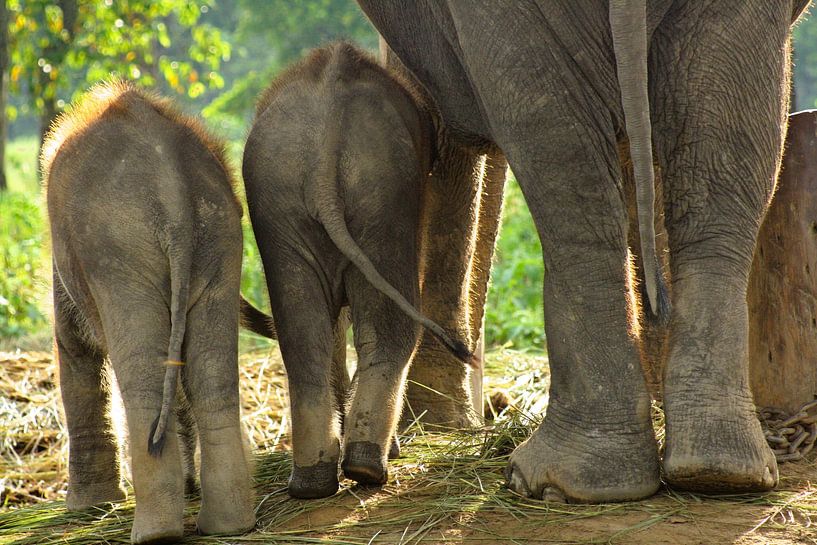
358 0 812 502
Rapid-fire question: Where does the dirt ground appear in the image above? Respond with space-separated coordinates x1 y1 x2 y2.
1 346 816 545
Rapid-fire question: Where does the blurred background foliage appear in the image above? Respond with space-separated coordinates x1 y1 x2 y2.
1 0 816 350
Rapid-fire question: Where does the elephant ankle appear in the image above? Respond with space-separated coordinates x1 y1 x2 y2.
66 478 126 510
288 460 339 499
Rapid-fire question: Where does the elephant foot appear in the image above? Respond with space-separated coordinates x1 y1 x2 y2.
66 478 126 510
131 514 183 545
401 395 480 430
505 411 660 503
288 461 339 499
664 401 777 493
404 347 481 430
197 500 255 536
388 435 401 459
342 441 388 485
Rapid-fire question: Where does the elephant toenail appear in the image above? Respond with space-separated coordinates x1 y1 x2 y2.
503 462 514 483
542 487 567 503
505 463 532 498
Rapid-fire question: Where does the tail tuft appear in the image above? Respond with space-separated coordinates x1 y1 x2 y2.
430 329 478 368
454 339 479 368
240 296 277 339
147 415 166 457
643 257 671 327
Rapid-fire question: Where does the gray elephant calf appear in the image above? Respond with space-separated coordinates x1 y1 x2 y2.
43 81 255 544
243 42 471 498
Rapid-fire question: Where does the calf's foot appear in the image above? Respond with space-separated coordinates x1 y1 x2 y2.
131 507 184 545
288 461 339 499
197 502 255 536
342 441 388 485
505 406 660 503
197 468 255 535
66 478 126 510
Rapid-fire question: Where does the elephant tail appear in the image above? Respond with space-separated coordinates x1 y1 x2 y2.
240 295 277 339
148 237 192 457
609 0 670 323
315 179 475 366
312 58 475 366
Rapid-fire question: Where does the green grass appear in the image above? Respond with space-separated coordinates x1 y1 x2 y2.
0 190 49 342
6 137 40 194
484 176 545 350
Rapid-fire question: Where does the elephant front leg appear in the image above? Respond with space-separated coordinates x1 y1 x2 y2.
55 295 126 510
651 2 791 493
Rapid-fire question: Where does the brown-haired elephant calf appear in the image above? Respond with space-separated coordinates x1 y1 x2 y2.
243 42 472 499
43 81 258 544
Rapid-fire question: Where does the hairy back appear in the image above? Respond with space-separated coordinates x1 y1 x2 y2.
245 42 435 221
44 80 240 253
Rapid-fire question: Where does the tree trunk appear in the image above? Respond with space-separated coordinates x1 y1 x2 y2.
747 110 817 413
0 0 8 191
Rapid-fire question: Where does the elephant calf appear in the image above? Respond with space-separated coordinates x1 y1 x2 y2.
43 81 256 544
243 42 471 498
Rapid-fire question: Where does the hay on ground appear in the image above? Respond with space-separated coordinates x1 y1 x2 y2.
1 342 816 545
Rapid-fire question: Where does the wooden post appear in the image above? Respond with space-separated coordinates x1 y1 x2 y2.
748 110 817 413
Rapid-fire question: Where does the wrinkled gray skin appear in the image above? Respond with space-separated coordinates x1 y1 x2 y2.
357 0 811 502
243 42 462 498
45 82 255 543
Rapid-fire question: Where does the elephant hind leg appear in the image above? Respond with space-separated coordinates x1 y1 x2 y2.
106 319 185 544
266 257 342 499
54 281 126 510
341 258 420 486
651 2 791 494
181 290 254 536
492 106 659 503
439 0 660 502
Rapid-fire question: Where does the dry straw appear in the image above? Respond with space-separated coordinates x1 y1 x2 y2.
1 345 815 544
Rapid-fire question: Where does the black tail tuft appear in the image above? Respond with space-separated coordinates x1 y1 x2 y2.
431 330 478 368
240 296 277 339
147 414 166 457
643 257 671 327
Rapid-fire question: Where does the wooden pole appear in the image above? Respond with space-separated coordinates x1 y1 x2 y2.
748 110 817 413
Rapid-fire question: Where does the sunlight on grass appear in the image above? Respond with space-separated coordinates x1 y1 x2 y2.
6 137 40 194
